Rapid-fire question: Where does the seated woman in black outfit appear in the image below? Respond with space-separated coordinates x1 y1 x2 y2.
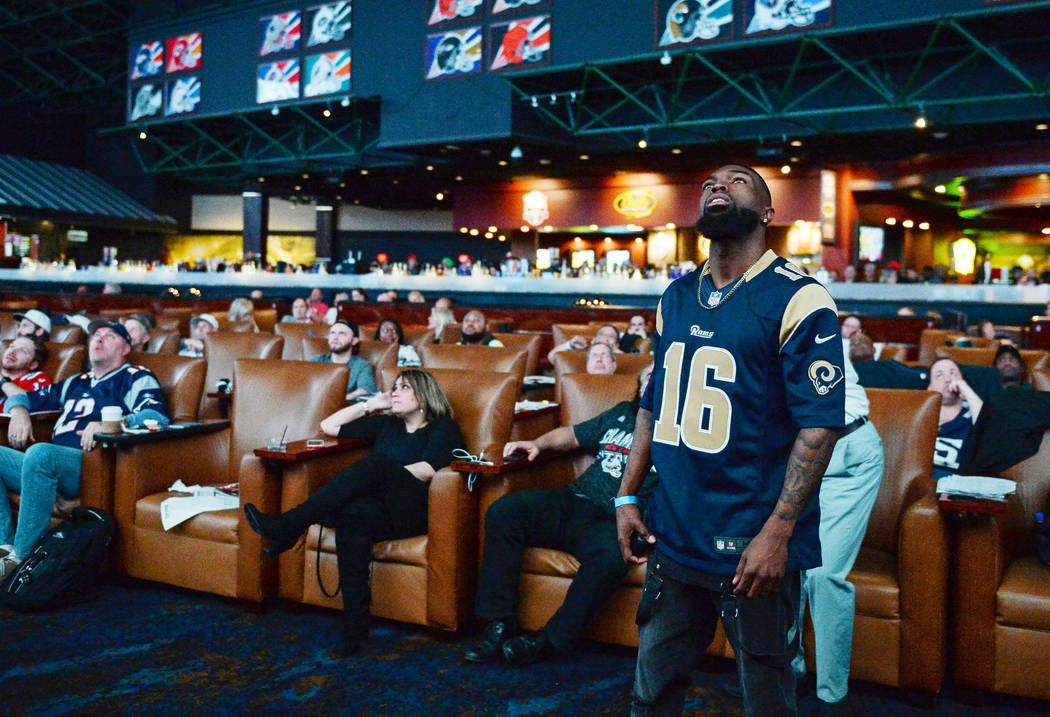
244 369 464 654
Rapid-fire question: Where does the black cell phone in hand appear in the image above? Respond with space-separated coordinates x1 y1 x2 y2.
630 533 653 558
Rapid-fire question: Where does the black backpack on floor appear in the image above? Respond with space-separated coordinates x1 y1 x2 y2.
0 506 116 611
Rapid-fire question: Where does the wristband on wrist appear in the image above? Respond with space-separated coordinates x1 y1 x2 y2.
613 495 638 508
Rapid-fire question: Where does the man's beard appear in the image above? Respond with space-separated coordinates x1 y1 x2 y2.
460 330 487 344
999 365 1023 385
330 343 352 357
696 206 761 241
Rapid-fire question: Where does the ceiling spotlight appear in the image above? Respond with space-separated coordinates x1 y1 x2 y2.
934 184 947 194
1042 227 1050 235
885 217 897 225
322 108 331 117
914 108 927 129
510 145 523 160
436 192 445 200
469 228 479 235
789 139 803 147
579 154 590 160
520 225 530 232
549 94 557 105
638 129 649 149
257 176 265 182
359 169 368 175
340 96 350 107
498 160 508 166
569 91 577 102
780 165 791 174
530 96 538 108
919 222 930 230
1036 123 1048 131
671 148 682 155
294 185 301 191
138 131 147 140
271 106 280 116
902 219 914 228
426 164 435 171
660 51 671 66
488 226 497 232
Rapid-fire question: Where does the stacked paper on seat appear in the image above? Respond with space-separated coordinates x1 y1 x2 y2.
523 375 555 385
161 479 240 530
515 400 556 412
936 475 1017 501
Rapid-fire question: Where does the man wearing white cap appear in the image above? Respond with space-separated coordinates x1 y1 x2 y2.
179 313 218 357
14 309 51 341
0 320 169 577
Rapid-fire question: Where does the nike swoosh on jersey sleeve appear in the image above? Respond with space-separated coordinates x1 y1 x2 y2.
779 282 839 351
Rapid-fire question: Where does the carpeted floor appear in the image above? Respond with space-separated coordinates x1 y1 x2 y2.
2 577 1048 716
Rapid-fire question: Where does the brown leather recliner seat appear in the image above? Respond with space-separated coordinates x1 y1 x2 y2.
145 329 181 354
280 368 519 633
491 333 542 376
419 344 528 384
113 359 349 601
274 322 322 360
952 428 1050 700
935 346 1049 383
801 388 947 693
475 372 735 655
199 332 283 419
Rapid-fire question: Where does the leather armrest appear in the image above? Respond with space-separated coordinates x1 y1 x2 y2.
951 513 1008 689
425 465 478 630
897 492 949 692
79 446 115 512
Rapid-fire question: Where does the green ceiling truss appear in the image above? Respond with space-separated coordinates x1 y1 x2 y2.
125 98 419 183
503 3 1050 148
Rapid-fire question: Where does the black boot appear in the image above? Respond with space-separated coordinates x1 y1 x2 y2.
502 629 552 666
244 503 307 558
333 608 371 658
464 620 517 663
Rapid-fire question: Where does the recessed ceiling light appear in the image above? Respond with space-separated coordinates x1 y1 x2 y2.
885 217 897 225
1036 123 1049 131
919 222 930 230
789 139 803 147
671 148 682 155
498 160 508 166
579 154 590 160
902 219 914 228
780 165 791 174
426 165 434 171
539 158 551 165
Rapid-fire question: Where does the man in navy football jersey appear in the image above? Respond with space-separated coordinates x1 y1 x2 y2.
615 164 847 716
0 321 169 577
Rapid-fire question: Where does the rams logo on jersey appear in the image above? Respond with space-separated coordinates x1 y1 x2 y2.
808 360 843 395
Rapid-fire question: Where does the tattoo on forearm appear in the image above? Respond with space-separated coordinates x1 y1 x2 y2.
774 427 837 522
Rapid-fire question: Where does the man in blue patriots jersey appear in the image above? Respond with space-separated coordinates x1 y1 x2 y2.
0 320 169 578
615 164 847 716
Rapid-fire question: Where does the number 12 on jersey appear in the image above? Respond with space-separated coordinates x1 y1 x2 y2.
653 343 736 453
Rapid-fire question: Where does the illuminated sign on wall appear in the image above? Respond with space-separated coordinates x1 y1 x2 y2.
613 189 658 219
522 190 550 226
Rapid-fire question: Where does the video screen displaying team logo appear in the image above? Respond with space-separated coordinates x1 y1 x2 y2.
304 51 351 96
428 0 483 26
657 0 733 47
259 11 302 56
165 32 201 73
426 27 482 79
307 2 351 46
745 0 832 35
130 41 163 79
488 15 550 71
166 76 201 115
491 0 549 15
129 84 163 121
257 60 300 103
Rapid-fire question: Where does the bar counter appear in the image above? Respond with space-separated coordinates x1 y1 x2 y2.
2 267 1048 321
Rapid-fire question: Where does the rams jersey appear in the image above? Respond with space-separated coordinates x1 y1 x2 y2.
25 364 169 450
641 250 847 575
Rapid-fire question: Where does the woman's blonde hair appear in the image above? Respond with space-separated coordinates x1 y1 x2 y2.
395 369 453 421
228 297 254 322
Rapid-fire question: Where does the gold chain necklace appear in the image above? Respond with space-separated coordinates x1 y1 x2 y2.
696 255 763 310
